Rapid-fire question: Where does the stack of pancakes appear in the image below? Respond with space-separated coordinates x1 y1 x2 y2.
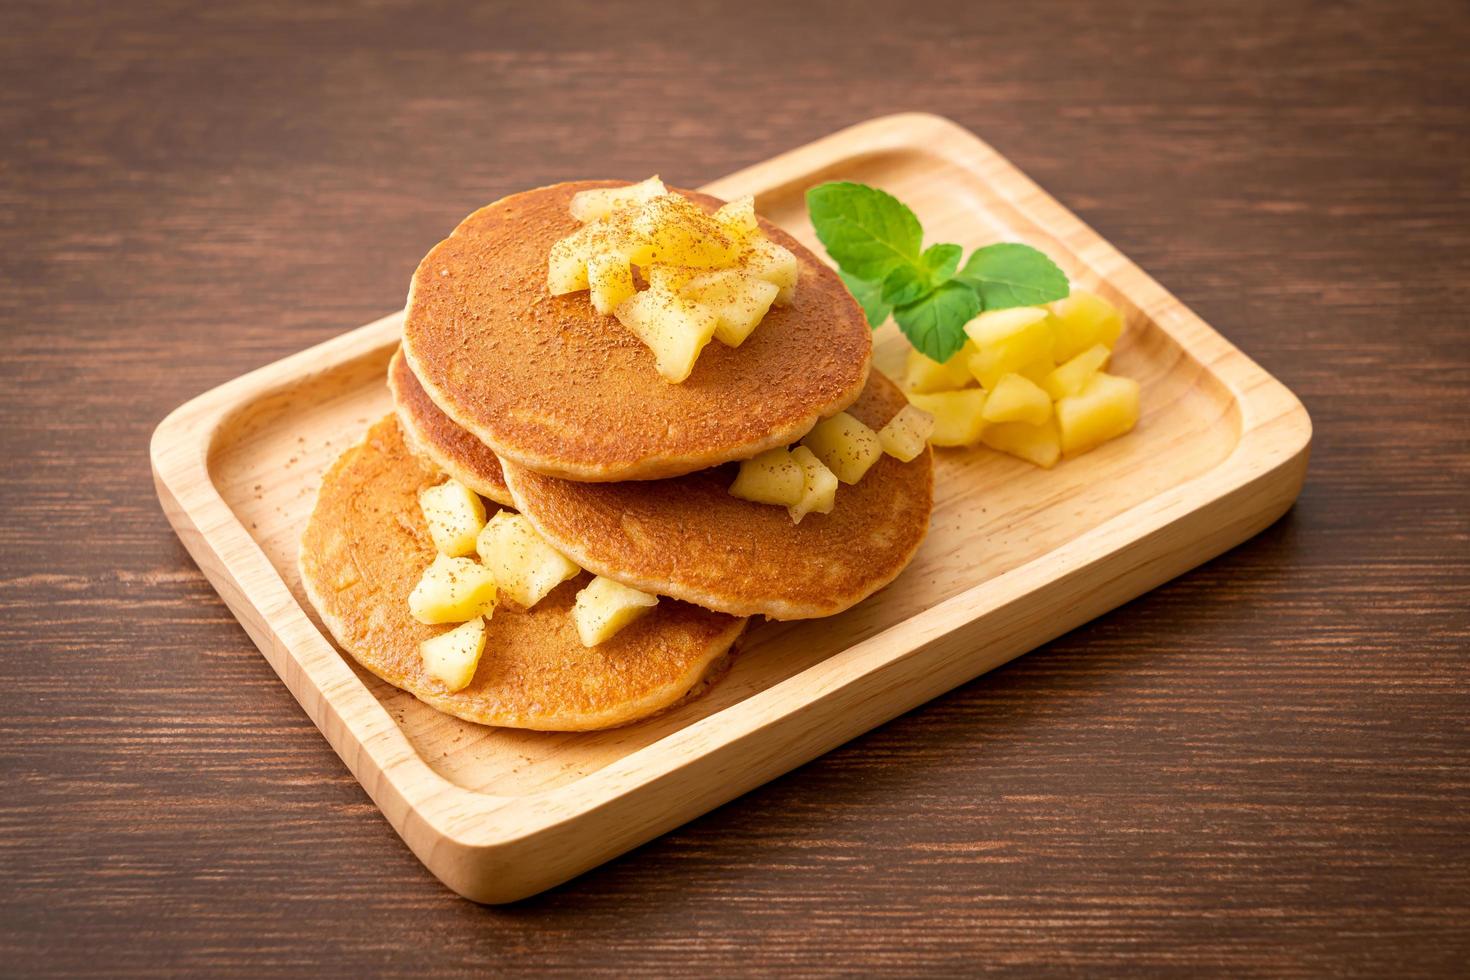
300 182 934 731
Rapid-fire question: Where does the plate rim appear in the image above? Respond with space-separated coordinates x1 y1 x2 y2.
151 111 1312 900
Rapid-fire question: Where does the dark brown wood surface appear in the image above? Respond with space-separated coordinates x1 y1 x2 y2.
3 0 1467 975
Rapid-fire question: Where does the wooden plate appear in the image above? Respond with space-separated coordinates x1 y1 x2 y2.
151 113 1311 903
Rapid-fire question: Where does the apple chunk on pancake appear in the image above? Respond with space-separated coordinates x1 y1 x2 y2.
401 181 871 482
297 416 745 731
500 372 933 621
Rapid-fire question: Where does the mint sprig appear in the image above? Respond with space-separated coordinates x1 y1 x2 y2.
806 182 923 281
807 181 1069 363
838 271 891 327
956 242 1070 310
892 281 981 362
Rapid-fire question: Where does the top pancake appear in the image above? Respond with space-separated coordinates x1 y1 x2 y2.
387 346 513 507
500 371 934 621
401 180 872 482
297 415 746 732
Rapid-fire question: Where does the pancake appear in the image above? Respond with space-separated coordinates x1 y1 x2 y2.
387 346 513 507
500 371 934 621
298 415 747 731
401 180 872 482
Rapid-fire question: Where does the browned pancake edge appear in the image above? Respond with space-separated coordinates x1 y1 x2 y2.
297 415 747 731
500 371 934 620
401 180 872 482
388 346 513 507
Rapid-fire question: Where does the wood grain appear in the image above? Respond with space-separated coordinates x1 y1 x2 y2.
2 0 1467 973
152 112 1310 902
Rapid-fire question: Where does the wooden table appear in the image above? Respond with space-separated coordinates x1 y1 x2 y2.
3 1 1466 974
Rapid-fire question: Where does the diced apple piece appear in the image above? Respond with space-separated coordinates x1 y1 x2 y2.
964 305 1051 348
587 253 636 315
712 195 759 241
418 479 487 557
906 388 987 447
905 343 977 393
646 264 699 294
729 447 806 507
572 576 659 647
982 418 1062 469
878 404 935 462
1019 359 1054 386
628 194 740 268
964 307 1054 389
967 335 1055 391
408 554 499 625
741 236 799 291
418 616 486 692
801 411 882 485
475 512 581 609
568 176 667 223
982 373 1052 426
614 288 720 383
681 268 780 347
1056 372 1140 457
1043 343 1111 400
547 236 589 295
1048 289 1123 362
787 446 839 524
547 214 641 295
580 209 643 260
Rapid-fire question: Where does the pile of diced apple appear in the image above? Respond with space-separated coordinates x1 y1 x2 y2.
548 178 800 383
903 289 1140 468
408 478 664 688
727 403 934 522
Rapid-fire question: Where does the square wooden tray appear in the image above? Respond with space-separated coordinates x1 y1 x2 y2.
151 113 1311 903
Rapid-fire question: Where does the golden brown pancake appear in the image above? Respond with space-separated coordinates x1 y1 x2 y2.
387 346 513 507
500 371 934 620
401 180 872 482
298 415 746 731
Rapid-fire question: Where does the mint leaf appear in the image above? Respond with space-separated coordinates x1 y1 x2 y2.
839 271 891 327
806 183 1071 362
806 182 923 281
880 265 929 307
892 281 982 363
921 242 962 283
955 243 1069 310
881 242 965 307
